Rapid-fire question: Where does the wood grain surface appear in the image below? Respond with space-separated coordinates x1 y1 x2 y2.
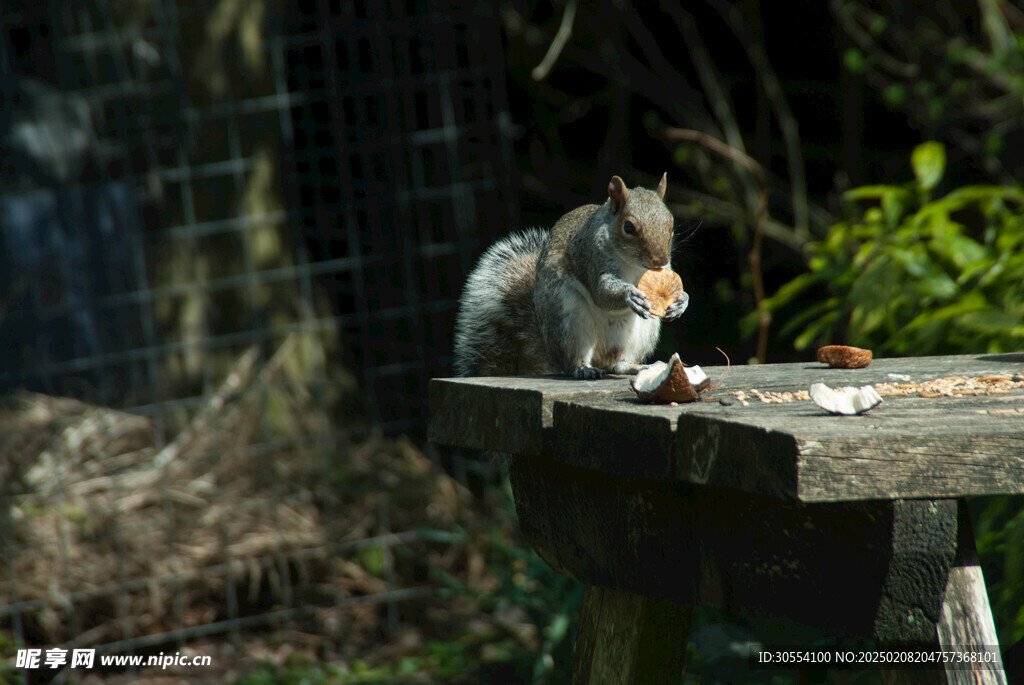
431 353 1024 502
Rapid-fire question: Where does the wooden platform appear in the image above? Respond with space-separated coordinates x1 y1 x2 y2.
430 353 1024 684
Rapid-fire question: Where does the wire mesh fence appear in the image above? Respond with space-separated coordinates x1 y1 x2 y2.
1 0 515 680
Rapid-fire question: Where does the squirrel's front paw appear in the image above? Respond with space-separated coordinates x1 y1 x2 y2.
626 286 652 319
663 291 690 321
572 364 605 380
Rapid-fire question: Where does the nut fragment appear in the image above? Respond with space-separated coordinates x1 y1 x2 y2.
637 269 685 318
630 353 709 403
817 345 873 369
809 383 883 415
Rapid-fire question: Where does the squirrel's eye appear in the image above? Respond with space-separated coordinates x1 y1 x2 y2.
623 220 637 236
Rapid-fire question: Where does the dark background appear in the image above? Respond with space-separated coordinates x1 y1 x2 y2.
4 0 1021 438
2 1 1022 682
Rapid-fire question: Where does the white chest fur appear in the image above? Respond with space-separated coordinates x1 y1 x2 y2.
560 275 660 367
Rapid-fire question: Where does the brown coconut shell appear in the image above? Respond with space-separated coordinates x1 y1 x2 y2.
817 345 873 369
631 356 710 404
637 269 684 318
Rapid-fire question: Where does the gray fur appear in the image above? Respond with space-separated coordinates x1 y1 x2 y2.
453 228 549 377
453 177 683 380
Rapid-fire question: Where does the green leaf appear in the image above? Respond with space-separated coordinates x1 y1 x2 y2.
847 256 897 313
960 309 1024 335
776 298 842 340
843 48 868 73
888 246 935 281
793 311 839 350
883 83 908 107
959 257 1000 287
881 190 906 228
849 302 889 339
761 272 824 312
916 272 959 300
929 185 1024 210
904 291 988 331
911 142 946 192
929 229 988 272
843 185 906 201
738 309 762 338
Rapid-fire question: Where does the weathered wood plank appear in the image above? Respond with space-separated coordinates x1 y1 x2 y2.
427 375 625 455
552 392 1024 501
430 354 1024 500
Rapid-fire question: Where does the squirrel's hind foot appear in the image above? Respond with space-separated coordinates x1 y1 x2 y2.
610 361 646 375
572 365 606 380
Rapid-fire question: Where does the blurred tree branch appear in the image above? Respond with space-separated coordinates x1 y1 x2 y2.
831 0 1024 182
531 0 577 81
501 0 824 251
665 128 771 363
705 0 810 242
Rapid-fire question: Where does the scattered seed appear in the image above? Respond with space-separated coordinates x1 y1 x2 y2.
722 373 1024 407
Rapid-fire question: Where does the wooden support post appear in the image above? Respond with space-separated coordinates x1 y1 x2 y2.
932 502 1006 685
571 584 691 685
880 501 1007 684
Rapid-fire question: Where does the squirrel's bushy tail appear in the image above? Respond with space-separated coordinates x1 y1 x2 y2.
453 228 550 377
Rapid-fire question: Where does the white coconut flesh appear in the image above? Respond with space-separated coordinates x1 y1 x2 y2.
809 382 883 415
632 353 707 393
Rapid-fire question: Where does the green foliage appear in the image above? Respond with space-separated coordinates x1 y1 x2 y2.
753 143 1024 355
973 496 1024 646
910 142 945 193
0 632 16 685
235 653 345 685
755 142 1024 647
426 489 583 684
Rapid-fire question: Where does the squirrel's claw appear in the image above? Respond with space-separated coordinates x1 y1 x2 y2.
663 291 690 321
627 286 652 319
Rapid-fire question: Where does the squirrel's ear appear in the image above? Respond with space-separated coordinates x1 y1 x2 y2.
608 176 629 213
656 172 668 200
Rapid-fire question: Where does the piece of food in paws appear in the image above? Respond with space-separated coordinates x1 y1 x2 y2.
637 269 684 318
816 345 872 369
630 353 708 403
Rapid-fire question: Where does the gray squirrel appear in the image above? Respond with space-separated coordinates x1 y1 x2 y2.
454 174 688 379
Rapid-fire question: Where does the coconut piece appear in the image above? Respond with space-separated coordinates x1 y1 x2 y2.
816 345 872 369
637 269 684 318
809 383 883 415
631 353 709 403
